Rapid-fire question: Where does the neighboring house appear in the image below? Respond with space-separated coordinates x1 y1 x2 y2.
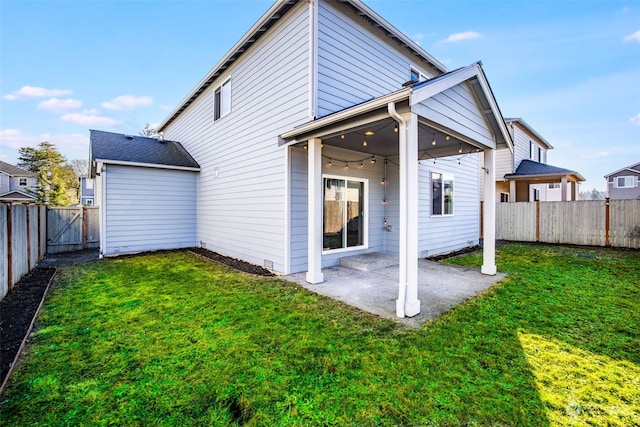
92 0 513 318
605 162 640 200
490 118 584 202
79 177 95 206
90 131 200 256
0 160 38 203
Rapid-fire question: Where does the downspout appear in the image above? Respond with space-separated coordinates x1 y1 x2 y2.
387 101 406 318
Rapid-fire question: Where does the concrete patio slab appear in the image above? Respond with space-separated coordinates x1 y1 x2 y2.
285 254 507 328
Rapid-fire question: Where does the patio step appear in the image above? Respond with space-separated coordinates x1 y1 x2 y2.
339 253 398 272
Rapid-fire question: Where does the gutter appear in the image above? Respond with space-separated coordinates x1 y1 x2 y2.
387 101 406 318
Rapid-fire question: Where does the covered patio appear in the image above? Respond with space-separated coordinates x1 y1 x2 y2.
280 62 512 319
286 253 507 328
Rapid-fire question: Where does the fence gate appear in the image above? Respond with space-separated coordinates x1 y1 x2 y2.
47 206 99 254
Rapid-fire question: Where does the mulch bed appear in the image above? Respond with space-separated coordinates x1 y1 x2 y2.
0 267 56 386
190 247 275 276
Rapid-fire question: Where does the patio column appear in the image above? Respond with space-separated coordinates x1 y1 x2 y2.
561 176 568 201
397 111 420 317
482 148 497 275
306 138 324 284
509 180 516 203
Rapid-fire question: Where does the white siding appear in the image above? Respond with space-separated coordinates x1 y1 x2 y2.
163 2 311 273
419 154 481 256
316 1 436 117
413 84 494 148
103 165 197 256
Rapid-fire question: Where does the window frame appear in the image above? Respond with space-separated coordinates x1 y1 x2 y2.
410 66 428 83
500 193 510 203
18 177 27 186
529 141 535 160
431 171 454 216
538 147 543 163
213 78 231 121
322 174 369 254
615 176 636 188
548 182 561 189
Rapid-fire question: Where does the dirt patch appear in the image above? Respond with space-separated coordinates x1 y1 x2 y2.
0 267 55 385
190 248 275 276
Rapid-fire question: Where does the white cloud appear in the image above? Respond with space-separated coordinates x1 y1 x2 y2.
624 29 640 42
0 129 89 163
441 31 481 43
61 111 119 126
37 98 83 113
102 95 153 110
3 86 72 100
631 113 640 125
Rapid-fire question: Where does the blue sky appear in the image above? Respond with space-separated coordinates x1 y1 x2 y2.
1 0 638 191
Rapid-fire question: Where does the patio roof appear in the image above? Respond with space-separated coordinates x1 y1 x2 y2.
504 159 585 182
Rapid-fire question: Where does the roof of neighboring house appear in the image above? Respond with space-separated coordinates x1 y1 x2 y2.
89 130 200 175
157 0 448 132
0 161 37 177
0 189 36 202
504 118 553 149
504 159 585 182
604 162 640 178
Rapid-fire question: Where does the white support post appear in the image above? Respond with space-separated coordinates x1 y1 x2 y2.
509 179 516 203
397 112 420 317
306 138 324 284
482 148 497 275
561 176 568 202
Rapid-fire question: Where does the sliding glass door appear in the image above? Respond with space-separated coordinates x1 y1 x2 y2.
323 176 367 251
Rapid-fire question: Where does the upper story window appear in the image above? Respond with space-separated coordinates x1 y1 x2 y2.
410 67 428 83
213 79 231 121
549 183 561 189
538 147 543 163
432 172 454 216
615 176 636 188
19 177 27 186
529 141 535 160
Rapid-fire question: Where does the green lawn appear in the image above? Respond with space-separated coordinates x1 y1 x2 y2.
1 244 638 426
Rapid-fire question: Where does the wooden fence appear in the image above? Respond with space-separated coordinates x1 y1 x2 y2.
1 204 100 300
0 204 47 299
47 206 99 254
494 199 640 249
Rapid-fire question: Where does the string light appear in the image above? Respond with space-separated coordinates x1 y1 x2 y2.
458 144 463 154
432 133 436 146
345 162 349 170
446 135 451 141
340 133 345 139
394 124 398 133
328 158 332 167
363 136 368 147
360 161 364 168
371 156 376 164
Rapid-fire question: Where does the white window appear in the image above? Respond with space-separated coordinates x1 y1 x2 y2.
323 176 367 252
500 193 509 203
538 147 543 163
213 79 231 120
549 183 561 189
410 67 428 83
19 177 27 186
432 172 454 216
85 198 94 206
533 189 540 201
529 141 535 160
615 176 636 188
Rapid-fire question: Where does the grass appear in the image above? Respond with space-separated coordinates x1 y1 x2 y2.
0 244 638 426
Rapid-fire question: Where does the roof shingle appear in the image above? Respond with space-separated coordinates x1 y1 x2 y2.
90 130 200 170
0 161 37 177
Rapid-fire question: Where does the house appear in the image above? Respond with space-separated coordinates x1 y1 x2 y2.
488 118 584 202
79 177 95 206
605 162 640 200
92 0 513 318
0 160 38 203
90 130 200 255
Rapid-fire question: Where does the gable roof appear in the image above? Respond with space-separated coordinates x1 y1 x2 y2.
0 189 36 202
604 162 640 178
89 130 200 176
157 0 448 132
504 118 553 149
504 159 585 181
0 161 37 178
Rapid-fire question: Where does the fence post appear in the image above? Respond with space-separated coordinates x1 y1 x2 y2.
83 205 88 249
7 204 12 291
26 206 31 270
605 198 610 247
535 201 540 242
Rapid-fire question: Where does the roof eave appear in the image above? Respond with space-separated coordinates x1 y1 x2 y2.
504 118 553 149
93 159 201 172
505 172 585 182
